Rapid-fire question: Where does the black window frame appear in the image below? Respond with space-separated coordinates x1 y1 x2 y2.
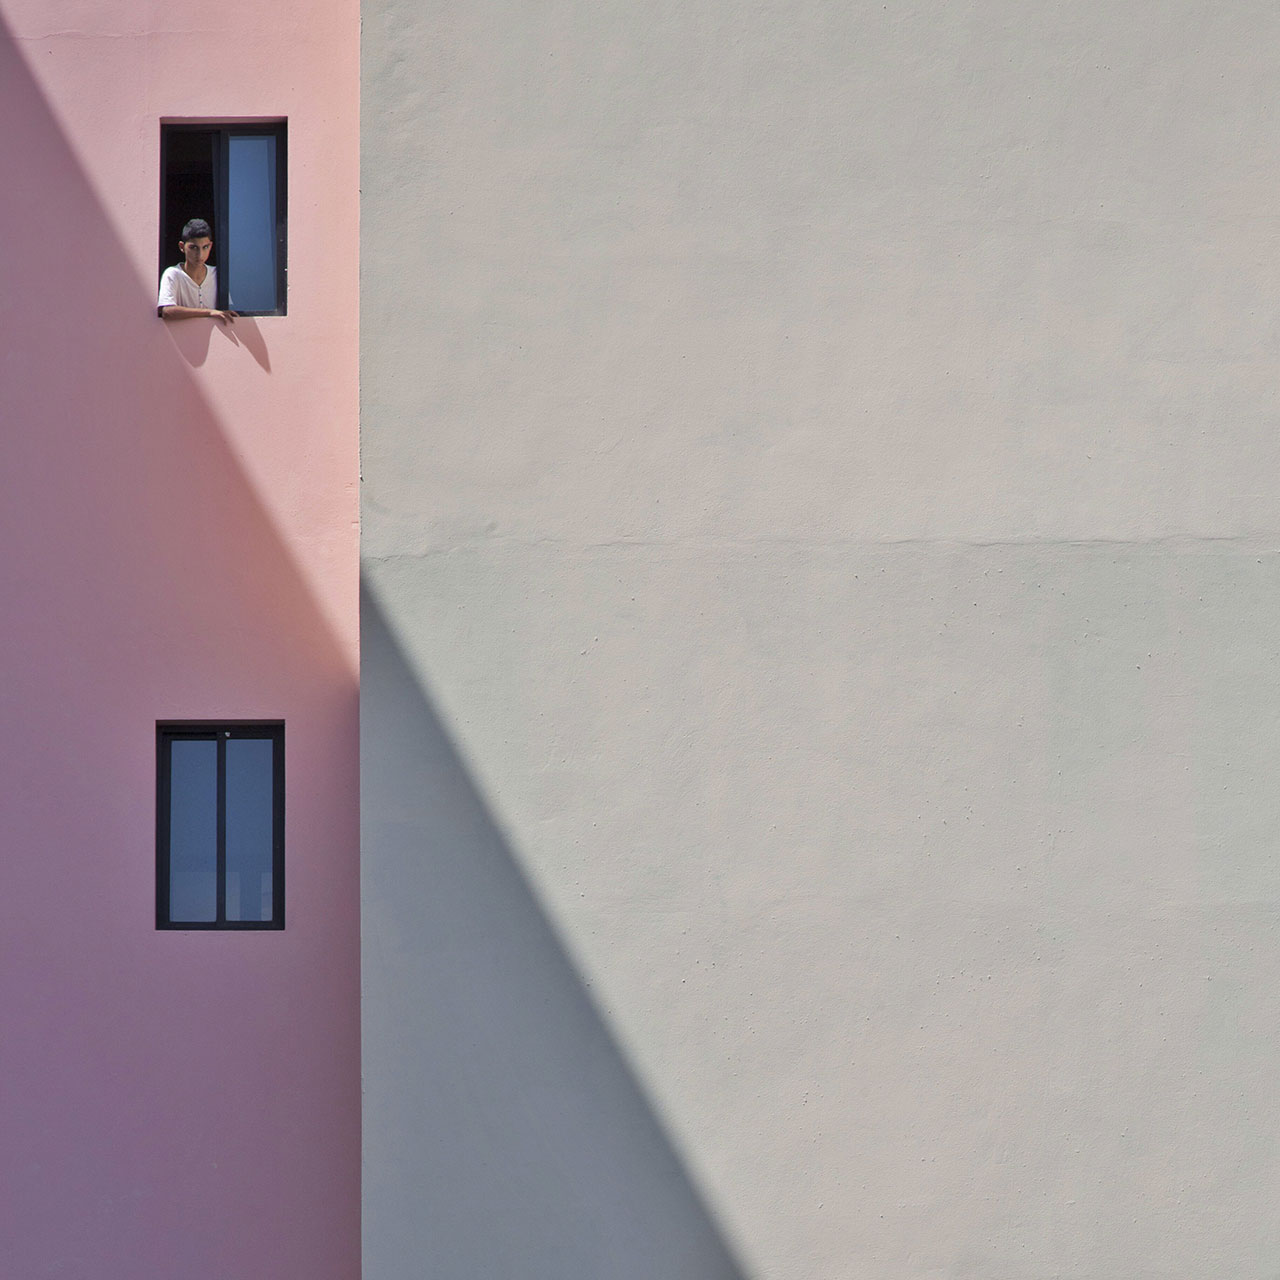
156 721 286 931
159 120 289 317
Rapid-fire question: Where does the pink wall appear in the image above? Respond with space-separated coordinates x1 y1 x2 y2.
0 4 360 1276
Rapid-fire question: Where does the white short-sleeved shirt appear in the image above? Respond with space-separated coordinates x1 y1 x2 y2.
158 264 218 310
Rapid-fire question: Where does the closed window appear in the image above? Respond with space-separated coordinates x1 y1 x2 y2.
157 723 285 929
159 122 288 315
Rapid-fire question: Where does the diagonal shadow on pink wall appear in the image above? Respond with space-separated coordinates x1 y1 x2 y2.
0 16 359 1280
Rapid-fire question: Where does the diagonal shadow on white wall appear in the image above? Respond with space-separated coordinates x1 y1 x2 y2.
361 581 750 1280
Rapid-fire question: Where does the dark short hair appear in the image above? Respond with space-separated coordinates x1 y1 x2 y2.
180 218 212 241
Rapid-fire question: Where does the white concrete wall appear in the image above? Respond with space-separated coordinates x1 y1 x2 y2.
361 3 1280 1276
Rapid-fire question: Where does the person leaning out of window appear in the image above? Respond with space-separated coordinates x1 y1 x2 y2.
157 218 237 324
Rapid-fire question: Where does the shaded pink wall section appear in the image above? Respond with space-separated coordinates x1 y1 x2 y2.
0 4 360 1277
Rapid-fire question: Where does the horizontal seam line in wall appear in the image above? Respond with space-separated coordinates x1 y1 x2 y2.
10 30 220 41
361 534 1280 558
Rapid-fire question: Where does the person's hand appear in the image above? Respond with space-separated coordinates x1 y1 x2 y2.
210 309 238 324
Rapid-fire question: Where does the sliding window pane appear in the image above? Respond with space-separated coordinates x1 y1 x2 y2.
168 739 217 922
225 134 278 313
225 737 275 922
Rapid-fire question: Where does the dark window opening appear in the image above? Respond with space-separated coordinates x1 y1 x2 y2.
159 122 288 316
157 722 285 930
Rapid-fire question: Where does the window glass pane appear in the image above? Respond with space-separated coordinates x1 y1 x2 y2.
225 134 277 312
169 739 217 922
225 737 275 922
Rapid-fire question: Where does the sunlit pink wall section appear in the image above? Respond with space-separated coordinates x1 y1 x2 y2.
0 2 360 1277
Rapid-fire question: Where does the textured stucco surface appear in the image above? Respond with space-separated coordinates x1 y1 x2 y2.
1 4 360 1276
362 3 1280 1276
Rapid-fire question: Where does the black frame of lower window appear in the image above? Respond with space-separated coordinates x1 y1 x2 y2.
158 120 289 316
156 721 286 930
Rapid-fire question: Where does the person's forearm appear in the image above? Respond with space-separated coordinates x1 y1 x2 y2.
159 305 217 319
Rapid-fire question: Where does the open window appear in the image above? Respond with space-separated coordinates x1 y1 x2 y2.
159 122 288 316
157 722 285 930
